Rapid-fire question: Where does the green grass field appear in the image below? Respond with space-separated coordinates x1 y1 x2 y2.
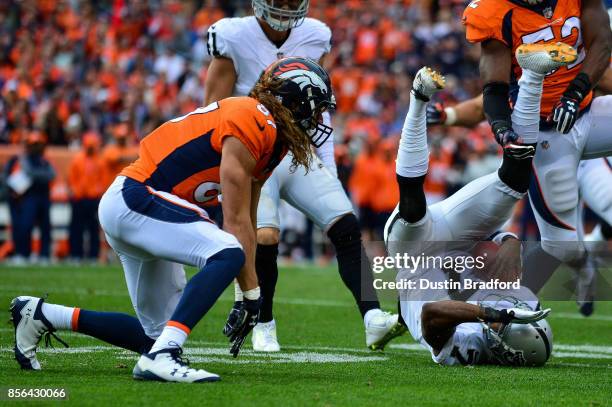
1 264 611 406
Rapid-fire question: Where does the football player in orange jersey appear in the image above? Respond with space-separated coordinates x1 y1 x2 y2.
10 57 336 383
463 0 612 272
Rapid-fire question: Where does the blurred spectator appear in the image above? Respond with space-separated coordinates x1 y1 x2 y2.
349 137 380 241
101 123 138 186
67 132 107 262
3 131 55 264
370 139 400 240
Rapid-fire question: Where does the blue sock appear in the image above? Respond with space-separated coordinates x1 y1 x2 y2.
77 310 155 354
170 247 245 329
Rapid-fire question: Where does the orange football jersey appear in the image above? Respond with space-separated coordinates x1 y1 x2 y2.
121 97 285 207
463 0 592 117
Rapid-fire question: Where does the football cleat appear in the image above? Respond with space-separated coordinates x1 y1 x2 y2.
412 67 446 102
515 42 577 74
365 311 407 351
10 296 67 370
133 346 220 383
252 319 281 352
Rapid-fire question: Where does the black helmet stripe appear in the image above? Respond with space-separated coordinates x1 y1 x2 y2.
531 322 551 360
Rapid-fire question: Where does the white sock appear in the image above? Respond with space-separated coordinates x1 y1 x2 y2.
364 308 383 327
511 69 545 144
150 325 189 353
396 93 429 178
41 303 75 330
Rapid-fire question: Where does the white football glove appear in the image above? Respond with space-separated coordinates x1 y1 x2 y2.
503 307 551 324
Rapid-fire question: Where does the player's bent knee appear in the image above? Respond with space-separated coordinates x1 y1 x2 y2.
541 240 585 263
327 213 361 245
257 227 280 245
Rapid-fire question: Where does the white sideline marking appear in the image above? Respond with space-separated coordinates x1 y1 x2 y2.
553 352 612 360
3 342 612 362
554 344 612 354
555 362 612 369
551 312 612 322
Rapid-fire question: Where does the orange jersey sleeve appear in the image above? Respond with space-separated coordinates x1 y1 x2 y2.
211 98 278 165
463 0 513 46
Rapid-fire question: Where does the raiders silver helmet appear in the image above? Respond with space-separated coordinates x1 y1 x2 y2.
252 0 309 31
483 319 553 366
480 295 553 366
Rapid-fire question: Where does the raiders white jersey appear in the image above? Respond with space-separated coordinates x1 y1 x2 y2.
207 16 331 97
206 16 335 170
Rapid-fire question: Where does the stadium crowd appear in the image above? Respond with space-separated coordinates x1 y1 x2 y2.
0 0 516 263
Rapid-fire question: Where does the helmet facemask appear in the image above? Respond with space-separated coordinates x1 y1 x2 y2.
296 89 336 148
482 322 528 366
252 0 309 31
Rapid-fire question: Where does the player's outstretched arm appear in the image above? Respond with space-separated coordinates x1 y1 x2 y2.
421 301 550 354
204 56 237 105
427 94 485 128
220 137 258 291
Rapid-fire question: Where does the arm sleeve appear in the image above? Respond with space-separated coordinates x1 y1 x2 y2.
462 3 509 46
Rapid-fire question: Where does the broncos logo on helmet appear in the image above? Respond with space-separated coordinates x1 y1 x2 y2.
265 57 336 147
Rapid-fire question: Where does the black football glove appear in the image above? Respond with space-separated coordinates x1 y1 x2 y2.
426 102 447 125
552 96 580 134
552 72 591 134
223 298 262 358
492 124 535 160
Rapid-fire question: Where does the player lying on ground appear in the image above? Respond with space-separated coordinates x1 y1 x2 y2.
10 57 335 383
204 0 404 352
384 45 570 365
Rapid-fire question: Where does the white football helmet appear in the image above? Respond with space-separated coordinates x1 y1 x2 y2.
252 0 309 31
480 295 553 366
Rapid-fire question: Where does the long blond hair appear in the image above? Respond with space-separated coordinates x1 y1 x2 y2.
249 72 313 171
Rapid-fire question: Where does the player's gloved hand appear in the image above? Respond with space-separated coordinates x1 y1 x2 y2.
481 306 550 324
223 297 262 358
426 102 447 125
492 124 535 160
552 72 591 134
552 96 580 134
223 301 243 337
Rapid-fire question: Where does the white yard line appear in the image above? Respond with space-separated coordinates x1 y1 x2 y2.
551 312 612 322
